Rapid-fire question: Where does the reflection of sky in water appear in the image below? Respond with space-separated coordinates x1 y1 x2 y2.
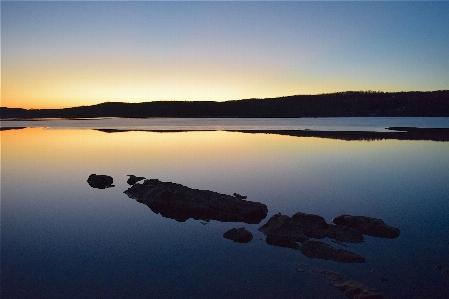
2 128 449 298
2 116 449 131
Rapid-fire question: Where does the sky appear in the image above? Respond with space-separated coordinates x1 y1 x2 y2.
2 1 449 109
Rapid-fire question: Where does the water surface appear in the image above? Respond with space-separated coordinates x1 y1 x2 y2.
2 118 449 298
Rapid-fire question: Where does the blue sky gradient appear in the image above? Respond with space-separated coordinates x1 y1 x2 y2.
2 1 449 108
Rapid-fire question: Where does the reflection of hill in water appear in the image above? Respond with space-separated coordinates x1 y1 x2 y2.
95 127 449 142
0 127 26 131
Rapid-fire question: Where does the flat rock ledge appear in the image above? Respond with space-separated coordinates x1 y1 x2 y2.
87 174 114 189
124 179 268 223
332 215 400 239
313 269 386 299
223 227 253 243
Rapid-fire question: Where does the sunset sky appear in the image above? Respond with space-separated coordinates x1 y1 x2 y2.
2 1 449 109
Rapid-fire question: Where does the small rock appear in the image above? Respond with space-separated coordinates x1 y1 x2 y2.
223 227 253 243
233 193 247 199
127 175 146 185
87 174 114 189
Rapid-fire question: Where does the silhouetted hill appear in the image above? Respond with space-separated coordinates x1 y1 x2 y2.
1 90 449 119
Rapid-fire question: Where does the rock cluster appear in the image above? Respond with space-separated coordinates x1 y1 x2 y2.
124 179 268 224
88 174 400 267
258 211 400 263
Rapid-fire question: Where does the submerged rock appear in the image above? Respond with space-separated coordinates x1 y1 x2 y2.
124 179 268 223
127 175 146 185
332 215 400 239
223 227 253 243
313 269 386 299
265 235 301 250
300 240 365 263
87 174 114 189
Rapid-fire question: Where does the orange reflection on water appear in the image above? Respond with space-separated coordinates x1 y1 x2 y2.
1 128 331 188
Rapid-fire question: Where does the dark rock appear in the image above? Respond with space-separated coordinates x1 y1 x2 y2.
127 175 146 185
326 224 364 243
124 179 268 224
312 269 386 299
233 193 247 199
300 240 365 263
292 212 328 229
258 213 308 242
223 227 253 243
87 174 114 189
292 212 329 239
332 215 400 239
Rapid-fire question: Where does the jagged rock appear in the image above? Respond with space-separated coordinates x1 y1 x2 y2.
300 240 365 263
87 174 114 189
127 175 146 185
223 227 253 243
312 269 386 299
437 265 449 278
332 215 400 239
124 179 268 223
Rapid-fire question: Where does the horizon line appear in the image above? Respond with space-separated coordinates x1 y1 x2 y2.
2 89 448 110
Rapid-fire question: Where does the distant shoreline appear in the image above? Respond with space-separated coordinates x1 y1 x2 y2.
1 91 449 119
2 125 449 142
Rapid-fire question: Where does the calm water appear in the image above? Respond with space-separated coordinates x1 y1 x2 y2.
3 116 449 131
2 118 449 298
